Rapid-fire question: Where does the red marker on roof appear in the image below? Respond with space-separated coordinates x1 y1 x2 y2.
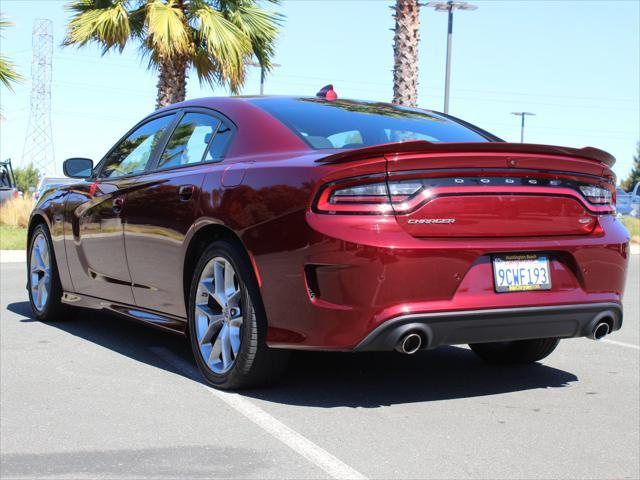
316 84 338 101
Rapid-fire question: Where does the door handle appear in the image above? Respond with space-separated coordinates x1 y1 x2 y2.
178 184 195 202
112 196 124 214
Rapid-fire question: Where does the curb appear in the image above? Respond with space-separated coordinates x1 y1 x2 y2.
0 250 26 264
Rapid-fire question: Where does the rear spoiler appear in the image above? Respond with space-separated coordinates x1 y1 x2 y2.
315 141 615 167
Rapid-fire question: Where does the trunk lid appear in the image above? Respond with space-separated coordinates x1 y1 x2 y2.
383 144 613 238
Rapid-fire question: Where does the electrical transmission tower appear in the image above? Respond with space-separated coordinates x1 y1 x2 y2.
22 19 54 175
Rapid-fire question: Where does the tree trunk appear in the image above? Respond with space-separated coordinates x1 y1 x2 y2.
156 54 188 109
392 0 420 107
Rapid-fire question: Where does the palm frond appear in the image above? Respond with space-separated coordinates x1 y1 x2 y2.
0 15 14 30
191 45 222 84
214 1 282 73
0 15 23 90
191 4 252 92
0 56 22 90
232 4 281 70
127 3 147 41
144 0 191 58
64 0 132 52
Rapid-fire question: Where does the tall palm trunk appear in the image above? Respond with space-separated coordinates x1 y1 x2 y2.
392 0 420 107
155 0 189 109
156 54 188 109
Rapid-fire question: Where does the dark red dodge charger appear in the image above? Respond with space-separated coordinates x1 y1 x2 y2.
28 88 630 389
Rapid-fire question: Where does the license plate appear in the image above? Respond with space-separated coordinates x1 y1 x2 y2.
492 254 551 292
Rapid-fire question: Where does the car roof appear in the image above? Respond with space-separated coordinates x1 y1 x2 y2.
160 94 441 116
154 96 320 159
153 95 492 160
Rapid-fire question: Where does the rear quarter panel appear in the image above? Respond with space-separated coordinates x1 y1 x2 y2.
194 153 390 346
29 186 75 292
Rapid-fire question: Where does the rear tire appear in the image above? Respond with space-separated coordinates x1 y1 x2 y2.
188 240 288 390
469 338 560 364
27 224 75 322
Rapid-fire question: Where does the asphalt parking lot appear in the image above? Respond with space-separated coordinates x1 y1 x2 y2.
1 257 638 480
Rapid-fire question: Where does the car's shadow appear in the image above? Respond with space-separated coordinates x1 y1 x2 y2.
8 301 578 408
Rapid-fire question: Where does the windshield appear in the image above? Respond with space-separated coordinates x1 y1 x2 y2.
250 97 494 149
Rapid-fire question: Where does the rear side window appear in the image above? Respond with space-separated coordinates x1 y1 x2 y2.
100 115 175 178
157 113 223 170
204 123 232 162
250 97 492 149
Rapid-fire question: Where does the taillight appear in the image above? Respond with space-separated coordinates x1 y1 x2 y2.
315 179 423 214
315 176 616 214
579 184 614 206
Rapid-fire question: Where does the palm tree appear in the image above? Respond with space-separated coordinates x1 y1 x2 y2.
391 0 420 107
64 0 282 108
0 16 23 91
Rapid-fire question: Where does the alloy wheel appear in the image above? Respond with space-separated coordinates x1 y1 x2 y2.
30 232 51 312
194 257 244 374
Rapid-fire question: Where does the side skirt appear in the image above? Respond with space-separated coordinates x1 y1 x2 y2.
62 292 187 335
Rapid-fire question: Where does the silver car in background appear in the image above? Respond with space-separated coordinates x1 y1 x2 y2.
631 183 640 217
0 159 19 205
34 176 79 201
616 188 633 215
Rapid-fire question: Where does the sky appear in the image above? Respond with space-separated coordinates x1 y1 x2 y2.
0 0 638 181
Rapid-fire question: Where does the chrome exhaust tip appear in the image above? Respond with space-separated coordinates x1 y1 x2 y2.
589 321 611 341
395 332 423 354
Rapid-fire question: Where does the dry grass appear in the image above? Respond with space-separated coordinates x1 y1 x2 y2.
0 196 35 228
621 216 640 244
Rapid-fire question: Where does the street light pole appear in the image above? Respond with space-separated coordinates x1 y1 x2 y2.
259 67 265 96
245 60 281 95
424 1 477 114
511 112 536 143
444 7 453 115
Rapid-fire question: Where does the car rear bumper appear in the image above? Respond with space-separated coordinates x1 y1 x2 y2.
353 302 623 351
250 212 629 351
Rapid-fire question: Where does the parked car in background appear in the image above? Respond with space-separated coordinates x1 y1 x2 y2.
616 188 632 215
34 176 79 201
630 182 640 217
0 159 19 205
27 90 630 390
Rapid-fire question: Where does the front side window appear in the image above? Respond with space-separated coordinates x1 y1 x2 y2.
250 97 494 149
100 115 175 178
157 113 224 170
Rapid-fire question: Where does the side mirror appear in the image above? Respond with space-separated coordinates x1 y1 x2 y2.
63 158 93 179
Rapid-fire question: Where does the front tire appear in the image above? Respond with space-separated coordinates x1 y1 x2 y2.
28 224 74 322
469 338 560 364
188 240 288 390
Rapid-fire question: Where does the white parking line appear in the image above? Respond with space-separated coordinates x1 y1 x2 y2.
602 339 640 350
150 347 367 480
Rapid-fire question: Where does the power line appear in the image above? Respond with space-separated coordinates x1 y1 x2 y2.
47 54 640 105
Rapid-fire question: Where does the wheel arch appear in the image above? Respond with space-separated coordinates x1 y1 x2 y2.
27 211 51 242
182 222 259 316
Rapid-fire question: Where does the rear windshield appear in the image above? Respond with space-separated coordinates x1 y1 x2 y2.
250 97 493 149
